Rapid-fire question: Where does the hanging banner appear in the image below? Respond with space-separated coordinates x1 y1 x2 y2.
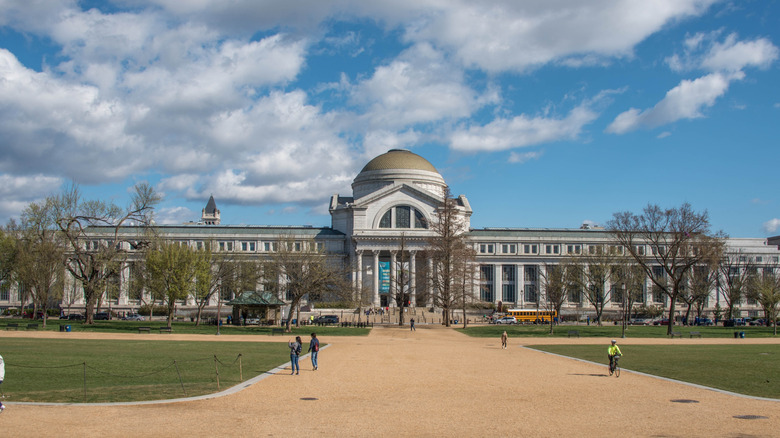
379 261 390 293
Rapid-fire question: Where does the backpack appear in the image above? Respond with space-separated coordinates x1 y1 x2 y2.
314 341 319 352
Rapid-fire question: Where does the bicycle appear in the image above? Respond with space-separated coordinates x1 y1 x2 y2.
608 354 621 377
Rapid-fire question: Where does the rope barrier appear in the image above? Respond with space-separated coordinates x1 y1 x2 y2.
3 353 247 401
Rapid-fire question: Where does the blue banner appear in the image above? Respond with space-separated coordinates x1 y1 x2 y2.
379 261 390 293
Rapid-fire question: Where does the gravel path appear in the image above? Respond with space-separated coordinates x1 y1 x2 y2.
1 326 778 437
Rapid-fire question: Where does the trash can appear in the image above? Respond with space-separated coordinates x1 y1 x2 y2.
740 331 745 338
734 331 738 338
60 324 65 332
65 325 71 332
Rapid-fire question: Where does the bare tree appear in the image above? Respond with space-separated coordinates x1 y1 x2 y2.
540 260 572 334
264 236 350 332
747 264 780 335
425 188 471 327
716 249 756 321
611 258 646 336
50 183 160 324
569 246 616 325
608 203 725 335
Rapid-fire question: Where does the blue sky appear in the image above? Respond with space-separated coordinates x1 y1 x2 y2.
0 0 778 237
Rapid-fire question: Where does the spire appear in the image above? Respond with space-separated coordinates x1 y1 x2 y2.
202 195 221 225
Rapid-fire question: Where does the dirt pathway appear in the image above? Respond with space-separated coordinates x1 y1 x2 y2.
1 326 778 437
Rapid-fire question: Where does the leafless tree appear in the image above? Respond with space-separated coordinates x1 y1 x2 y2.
611 258 646 336
540 260 573 334
50 183 160 324
608 203 725 335
264 236 350 332
716 249 756 321
569 246 617 326
425 188 472 327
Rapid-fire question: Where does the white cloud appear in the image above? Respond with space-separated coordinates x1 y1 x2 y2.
508 150 543 164
0 174 63 221
606 72 738 134
657 131 672 139
667 32 778 73
450 105 597 152
763 218 780 234
155 206 196 225
350 43 495 129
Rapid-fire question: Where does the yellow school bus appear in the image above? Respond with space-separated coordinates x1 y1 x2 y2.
505 309 557 323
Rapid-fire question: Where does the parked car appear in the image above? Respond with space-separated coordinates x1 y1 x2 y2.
122 313 145 321
64 313 84 320
314 315 339 324
653 319 670 326
748 318 765 326
629 318 650 325
94 312 110 320
694 318 713 326
494 316 517 325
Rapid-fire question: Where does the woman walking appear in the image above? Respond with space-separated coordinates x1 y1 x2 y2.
308 333 320 370
288 336 302 375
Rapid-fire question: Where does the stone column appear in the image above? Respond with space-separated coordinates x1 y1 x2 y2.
427 258 434 307
517 263 525 308
390 251 397 307
495 264 503 305
410 251 417 308
118 263 130 305
356 250 364 302
373 251 380 307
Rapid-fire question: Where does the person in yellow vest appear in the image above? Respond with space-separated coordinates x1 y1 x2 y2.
607 339 622 372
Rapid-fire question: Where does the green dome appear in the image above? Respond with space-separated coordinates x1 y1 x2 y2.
360 149 439 174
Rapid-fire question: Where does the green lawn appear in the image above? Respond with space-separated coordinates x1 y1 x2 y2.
3 318 370 336
458 323 779 338
529 344 780 399
0 338 293 403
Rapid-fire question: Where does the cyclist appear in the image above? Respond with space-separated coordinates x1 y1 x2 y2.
607 339 622 372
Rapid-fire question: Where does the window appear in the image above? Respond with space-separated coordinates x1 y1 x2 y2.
241 241 256 252
0 283 9 301
479 244 494 254
756 256 763 263
502 265 516 303
523 244 538 254
480 265 494 302
545 244 559 255
396 206 411 228
379 210 392 228
378 206 429 229
567 244 581 254
196 241 204 250
316 242 324 251
218 241 233 251
501 244 516 254
633 245 645 255
294 242 302 252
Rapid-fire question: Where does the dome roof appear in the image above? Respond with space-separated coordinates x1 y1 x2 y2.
359 149 439 174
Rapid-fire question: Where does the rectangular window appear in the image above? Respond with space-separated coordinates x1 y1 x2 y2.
634 245 645 255
524 265 537 282
396 206 411 228
294 242 302 252
545 245 559 254
502 265 516 303
479 244 494 254
501 244 516 254
523 244 538 254
316 242 324 251
0 283 9 301
196 241 204 250
480 265 494 302
567 244 581 254
756 256 763 263
524 284 537 302
240 241 256 252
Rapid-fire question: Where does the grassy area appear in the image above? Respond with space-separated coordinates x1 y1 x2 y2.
529 344 780 399
458 323 779 338
0 338 295 403
1 318 370 337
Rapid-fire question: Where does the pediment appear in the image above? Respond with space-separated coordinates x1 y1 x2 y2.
353 182 443 209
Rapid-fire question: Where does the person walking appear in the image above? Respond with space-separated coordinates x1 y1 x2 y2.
308 333 320 370
410 317 416 331
0 352 5 413
288 336 302 375
501 331 508 349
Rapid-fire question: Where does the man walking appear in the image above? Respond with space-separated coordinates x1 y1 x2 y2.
308 333 320 371
410 318 416 331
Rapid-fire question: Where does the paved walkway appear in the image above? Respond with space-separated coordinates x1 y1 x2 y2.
1 326 778 437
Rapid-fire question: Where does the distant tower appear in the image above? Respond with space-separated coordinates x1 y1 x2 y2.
201 195 221 225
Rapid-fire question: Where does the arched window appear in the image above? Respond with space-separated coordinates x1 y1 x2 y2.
378 206 429 229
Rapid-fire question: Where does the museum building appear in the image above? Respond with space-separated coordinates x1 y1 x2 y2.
2 149 778 320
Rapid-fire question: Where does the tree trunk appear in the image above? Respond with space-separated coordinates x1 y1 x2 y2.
667 295 678 336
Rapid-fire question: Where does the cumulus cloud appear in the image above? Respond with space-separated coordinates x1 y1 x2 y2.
763 218 780 234
610 33 778 134
0 174 63 221
606 72 738 134
450 105 598 152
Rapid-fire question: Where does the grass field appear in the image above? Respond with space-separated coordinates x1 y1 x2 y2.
2 318 370 336
529 344 780 399
459 323 779 338
0 338 292 403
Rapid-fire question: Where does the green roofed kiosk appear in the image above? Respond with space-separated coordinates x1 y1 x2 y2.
226 292 286 326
